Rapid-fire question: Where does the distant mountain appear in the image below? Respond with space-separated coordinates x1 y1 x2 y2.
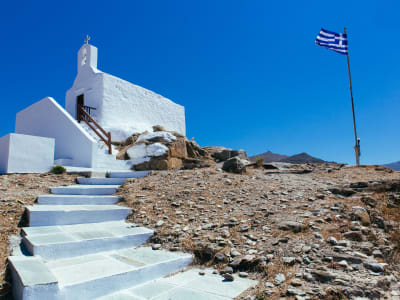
279 152 327 164
249 151 289 163
250 151 332 164
384 161 400 171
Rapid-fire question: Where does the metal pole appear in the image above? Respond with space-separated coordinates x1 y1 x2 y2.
344 28 360 166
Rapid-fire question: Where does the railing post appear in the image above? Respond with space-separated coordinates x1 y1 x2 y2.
108 132 112 155
78 106 112 155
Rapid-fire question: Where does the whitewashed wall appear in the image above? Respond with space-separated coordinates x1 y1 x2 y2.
15 97 97 168
0 134 10 173
0 134 54 174
102 74 186 142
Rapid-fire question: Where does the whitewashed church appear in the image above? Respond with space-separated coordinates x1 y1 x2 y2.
0 38 186 173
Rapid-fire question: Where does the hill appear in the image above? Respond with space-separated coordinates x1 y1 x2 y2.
384 161 400 171
249 151 288 163
279 152 327 164
250 151 331 164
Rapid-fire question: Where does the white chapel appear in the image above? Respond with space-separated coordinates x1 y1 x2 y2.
66 40 185 142
0 38 186 173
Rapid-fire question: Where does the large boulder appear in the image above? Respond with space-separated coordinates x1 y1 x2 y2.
118 129 214 171
169 138 188 159
222 157 248 174
203 146 248 162
186 141 209 159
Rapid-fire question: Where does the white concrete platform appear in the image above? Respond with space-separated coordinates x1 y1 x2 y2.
0 133 55 174
22 221 153 260
109 171 151 178
64 167 151 178
77 177 127 185
38 194 120 205
51 185 120 195
9 247 193 300
96 268 257 300
27 205 131 226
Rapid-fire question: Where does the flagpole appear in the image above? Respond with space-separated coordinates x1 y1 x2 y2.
344 27 360 166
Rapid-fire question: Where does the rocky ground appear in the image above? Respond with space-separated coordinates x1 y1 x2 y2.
1 165 400 299
0 173 77 299
117 164 400 299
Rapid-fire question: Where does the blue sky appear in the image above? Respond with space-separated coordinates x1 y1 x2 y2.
0 0 399 164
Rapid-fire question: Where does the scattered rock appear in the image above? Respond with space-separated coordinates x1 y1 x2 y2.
278 221 306 233
222 157 248 174
287 288 306 296
155 220 164 227
343 231 364 242
364 262 385 273
311 270 336 282
330 253 363 265
275 273 286 285
350 181 368 188
328 187 356 197
376 277 391 290
152 244 161 250
223 273 234 281
326 236 338 245
205 147 248 162
221 266 234 274
215 253 227 262
282 257 296 266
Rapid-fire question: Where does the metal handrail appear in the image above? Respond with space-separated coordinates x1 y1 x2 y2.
77 105 112 154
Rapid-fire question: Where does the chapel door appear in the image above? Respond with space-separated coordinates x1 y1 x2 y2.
77 94 84 122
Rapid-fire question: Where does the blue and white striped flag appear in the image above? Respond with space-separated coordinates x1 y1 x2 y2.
315 28 348 55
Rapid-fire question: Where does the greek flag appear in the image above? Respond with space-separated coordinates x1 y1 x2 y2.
315 28 348 55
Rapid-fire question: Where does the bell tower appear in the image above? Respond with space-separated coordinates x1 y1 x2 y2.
77 35 98 73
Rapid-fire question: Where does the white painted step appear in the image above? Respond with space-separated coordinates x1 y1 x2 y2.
9 247 192 300
96 268 258 300
54 158 74 166
51 185 120 195
93 153 133 170
110 171 151 178
77 177 127 185
93 160 132 171
27 205 130 226
38 195 120 205
22 221 153 260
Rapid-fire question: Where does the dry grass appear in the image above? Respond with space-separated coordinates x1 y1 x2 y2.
255 157 264 168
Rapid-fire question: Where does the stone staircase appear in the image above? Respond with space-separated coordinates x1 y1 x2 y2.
8 171 256 299
8 171 193 299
